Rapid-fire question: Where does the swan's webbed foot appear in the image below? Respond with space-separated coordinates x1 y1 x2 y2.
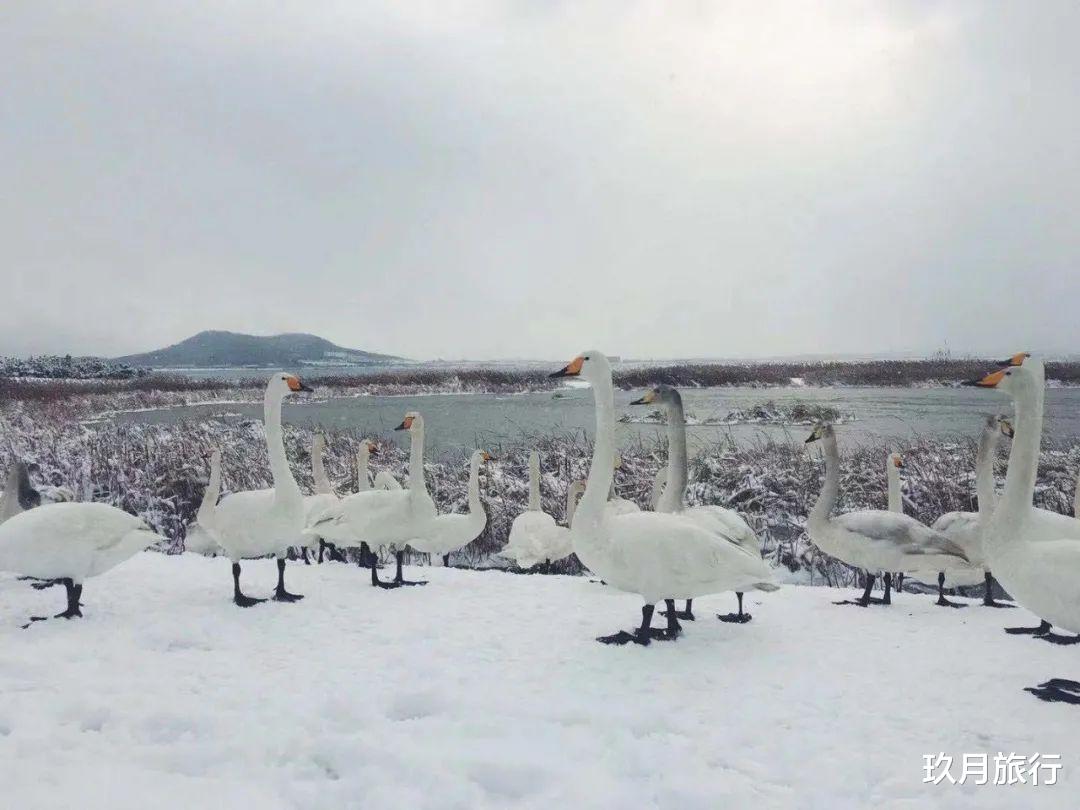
272 558 303 602
1036 633 1080 646
1006 621 1052 636
982 599 1016 608
718 611 753 623
1024 678 1080 705
833 598 871 607
935 596 967 609
234 593 266 607
29 578 61 590
597 630 651 646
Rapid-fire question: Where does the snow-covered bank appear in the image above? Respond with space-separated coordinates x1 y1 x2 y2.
0 555 1076 809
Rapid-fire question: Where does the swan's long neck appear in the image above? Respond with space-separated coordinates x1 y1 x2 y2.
577 369 616 534
993 369 1044 548
887 461 902 514
658 393 688 513
467 454 482 515
265 387 301 505
566 481 585 525
357 445 371 492
408 418 427 493
197 451 221 527
974 425 1000 522
1073 469 1080 520
809 435 840 528
527 451 541 511
312 436 333 496
0 466 22 523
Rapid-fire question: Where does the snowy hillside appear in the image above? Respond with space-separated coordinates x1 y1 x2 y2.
0 555 1076 809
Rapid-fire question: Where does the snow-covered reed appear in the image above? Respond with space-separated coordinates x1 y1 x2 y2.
3 402 1078 587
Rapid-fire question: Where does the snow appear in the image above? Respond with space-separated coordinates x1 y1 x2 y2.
0 554 1077 809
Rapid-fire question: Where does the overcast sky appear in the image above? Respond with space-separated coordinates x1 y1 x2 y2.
3 1 1078 361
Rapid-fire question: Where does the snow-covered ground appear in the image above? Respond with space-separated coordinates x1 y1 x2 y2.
0 555 1076 809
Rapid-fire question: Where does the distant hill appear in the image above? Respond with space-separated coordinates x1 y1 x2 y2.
113 331 404 369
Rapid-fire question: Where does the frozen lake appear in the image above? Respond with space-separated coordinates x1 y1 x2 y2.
108 384 1080 457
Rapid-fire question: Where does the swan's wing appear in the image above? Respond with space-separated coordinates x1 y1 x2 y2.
834 511 969 560
684 506 759 553
606 498 640 517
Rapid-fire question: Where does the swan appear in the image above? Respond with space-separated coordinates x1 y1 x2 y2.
551 351 777 646
184 450 223 556
357 440 401 492
966 355 1080 653
905 417 1015 607
410 450 492 566
306 433 344 565
0 462 40 524
649 466 666 511
888 449 983 607
200 373 314 606
500 452 577 571
307 411 437 589
0 502 163 623
804 424 969 607
633 384 765 624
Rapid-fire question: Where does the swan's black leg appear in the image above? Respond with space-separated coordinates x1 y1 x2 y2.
1024 678 1080 705
660 599 682 639
272 557 304 602
54 578 82 619
233 562 266 607
982 571 1014 608
317 540 326 564
896 573 905 594
935 572 965 608
661 598 696 621
882 573 892 605
301 547 312 565
719 592 754 623
442 554 451 568
1006 619 1053 636
392 550 426 587
598 603 655 646
371 554 400 589
835 573 875 606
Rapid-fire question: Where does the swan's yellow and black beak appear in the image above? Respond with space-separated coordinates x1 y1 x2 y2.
481 451 495 462
287 375 314 393
367 442 379 456
550 356 584 378
630 389 656 406
893 456 904 469
394 415 415 431
962 369 1006 388
1000 419 1015 438
998 352 1031 367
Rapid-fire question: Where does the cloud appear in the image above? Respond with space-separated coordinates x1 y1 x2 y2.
2 1 1078 359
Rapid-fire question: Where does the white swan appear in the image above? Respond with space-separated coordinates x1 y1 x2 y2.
967 355 1080 653
200 373 313 606
805 424 969 607
410 449 492 566
0 462 40 524
357 440 401 492
305 433 343 564
500 451 577 571
184 449 223 556
632 384 765 624
551 352 777 646
906 417 1015 607
307 411 437 589
0 502 163 623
